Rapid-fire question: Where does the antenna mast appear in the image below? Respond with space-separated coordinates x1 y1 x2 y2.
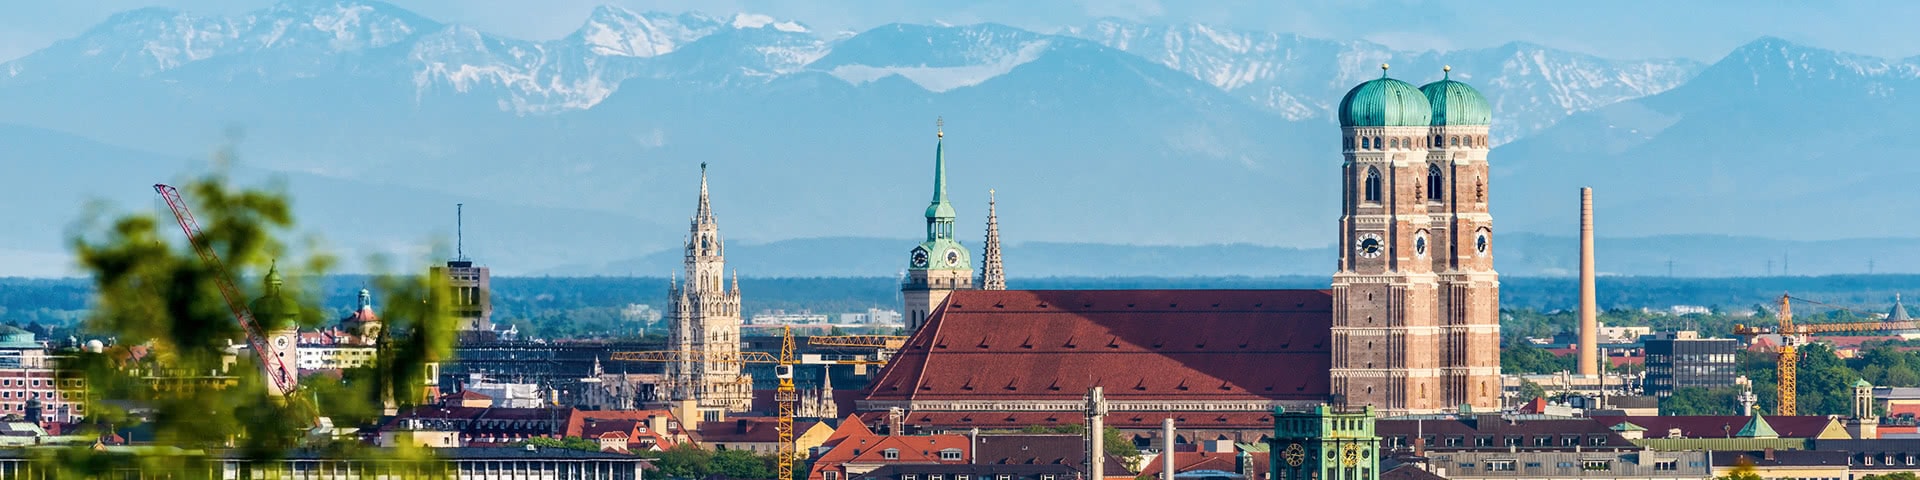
457 203 466 261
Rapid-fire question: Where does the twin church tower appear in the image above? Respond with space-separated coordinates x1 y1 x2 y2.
1332 65 1502 413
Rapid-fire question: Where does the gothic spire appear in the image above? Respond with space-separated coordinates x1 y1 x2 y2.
982 189 1005 290
925 118 957 238
696 162 714 224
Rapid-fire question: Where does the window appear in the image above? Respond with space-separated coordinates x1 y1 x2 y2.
958 475 970 480
1533 437 1550 447
1426 164 1444 201
826 472 841 480
1364 167 1383 203
931 475 944 480
1360 137 1371 149
1523 463 1542 469
1503 437 1520 447
940 449 963 461
883 449 900 460
997 475 1011 480
1474 436 1493 447
1444 437 1462 447
903 475 917 480
1389 138 1399 149
1556 462 1575 469
1562 436 1578 446
1581 461 1610 471
1588 436 1606 446
1041 475 1055 480
1654 460 1678 471
1486 460 1515 472
1450 136 1459 147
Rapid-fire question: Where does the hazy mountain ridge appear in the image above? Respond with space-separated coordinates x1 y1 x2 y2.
1 2 1915 277
1064 19 1705 142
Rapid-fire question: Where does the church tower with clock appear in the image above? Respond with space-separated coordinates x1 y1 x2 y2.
902 121 974 333
1331 65 1500 415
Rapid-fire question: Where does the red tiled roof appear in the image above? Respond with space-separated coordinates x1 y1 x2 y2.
565 409 685 444
863 290 1332 404
858 411 1277 431
1136 451 1268 479
1591 415 1839 439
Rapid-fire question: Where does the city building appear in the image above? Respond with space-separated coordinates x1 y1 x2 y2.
1642 332 1737 398
1376 414 1637 452
1398 450 1711 480
665 163 753 420
807 418 971 480
432 258 494 334
0 328 82 426
1330 65 1501 414
901 122 975 333
1271 406 1381 480
0 447 649 479
1706 450 1848 480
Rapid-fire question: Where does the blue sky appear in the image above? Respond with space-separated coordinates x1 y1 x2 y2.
5 0 1919 63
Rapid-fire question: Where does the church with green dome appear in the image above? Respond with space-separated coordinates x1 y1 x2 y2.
1330 64 1502 416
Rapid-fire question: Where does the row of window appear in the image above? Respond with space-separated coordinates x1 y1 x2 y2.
1389 434 1609 448
901 474 1042 480
1345 134 1489 151
1359 165 1470 204
0 378 75 388
1454 459 1698 472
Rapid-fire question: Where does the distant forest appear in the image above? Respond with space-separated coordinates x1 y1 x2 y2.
4 274 1919 341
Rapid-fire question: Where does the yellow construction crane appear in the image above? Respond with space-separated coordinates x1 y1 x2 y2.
808 335 908 350
1733 294 1920 415
775 326 800 480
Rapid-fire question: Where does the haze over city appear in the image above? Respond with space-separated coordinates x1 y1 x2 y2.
5 2 1920 479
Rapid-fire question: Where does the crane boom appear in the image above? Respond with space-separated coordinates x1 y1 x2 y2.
153 184 298 397
1731 293 1920 416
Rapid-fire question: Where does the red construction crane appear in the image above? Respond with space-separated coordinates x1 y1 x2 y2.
153 183 299 397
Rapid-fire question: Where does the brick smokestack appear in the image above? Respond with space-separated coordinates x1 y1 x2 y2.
1578 187 1599 377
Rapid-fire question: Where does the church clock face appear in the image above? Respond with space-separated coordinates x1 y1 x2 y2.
910 247 929 268
1283 443 1305 467
1413 232 1429 257
1342 444 1360 467
945 248 962 267
1355 233 1384 259
1474 230 1490 256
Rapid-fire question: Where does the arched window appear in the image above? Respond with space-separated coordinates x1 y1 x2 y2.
1360 137 1370 149
1434 135 1443 146
1364 167 1383 203
1450 136 1459 147
1389 138 1399 149
1426 164 1444 202
1373 136 1382 149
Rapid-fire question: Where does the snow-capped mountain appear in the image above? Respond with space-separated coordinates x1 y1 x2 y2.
7 1 1908 275
1065 19 1705 142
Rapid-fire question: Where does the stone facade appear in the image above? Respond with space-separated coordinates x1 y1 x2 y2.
1332 70 1501 415
667 164 752 419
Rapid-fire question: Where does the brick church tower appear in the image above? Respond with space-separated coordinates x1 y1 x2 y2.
1331 65 1500 415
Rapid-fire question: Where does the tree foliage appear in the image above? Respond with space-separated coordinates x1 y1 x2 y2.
45 163 455 475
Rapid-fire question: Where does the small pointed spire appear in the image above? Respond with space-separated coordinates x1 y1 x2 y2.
265 260 283 292
696 163 714 223
982 189 1006 291
358 288 373 311
732 270 740 293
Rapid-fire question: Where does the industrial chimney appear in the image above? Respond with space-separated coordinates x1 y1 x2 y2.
1162 418 1176 480
1578 187 1599 377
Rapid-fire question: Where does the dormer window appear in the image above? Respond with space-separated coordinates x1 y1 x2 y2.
884 448 900 460
940 449 962 461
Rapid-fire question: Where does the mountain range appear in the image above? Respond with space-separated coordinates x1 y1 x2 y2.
0 0 1914 277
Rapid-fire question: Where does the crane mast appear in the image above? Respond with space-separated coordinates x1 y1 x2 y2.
153 184 298 397
1733 293 1920 416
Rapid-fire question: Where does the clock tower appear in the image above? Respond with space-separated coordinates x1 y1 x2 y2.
1271 406 1380 480
1331 65 1444 415
903 120 974 333
1421 67 1502 411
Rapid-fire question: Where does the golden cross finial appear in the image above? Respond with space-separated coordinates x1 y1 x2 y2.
1380 63 1390 77
936 117 944 138
1443 64 1452 79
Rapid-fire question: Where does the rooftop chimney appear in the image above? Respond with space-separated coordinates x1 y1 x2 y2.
1578 187 1599 377
1162 418 1176 480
